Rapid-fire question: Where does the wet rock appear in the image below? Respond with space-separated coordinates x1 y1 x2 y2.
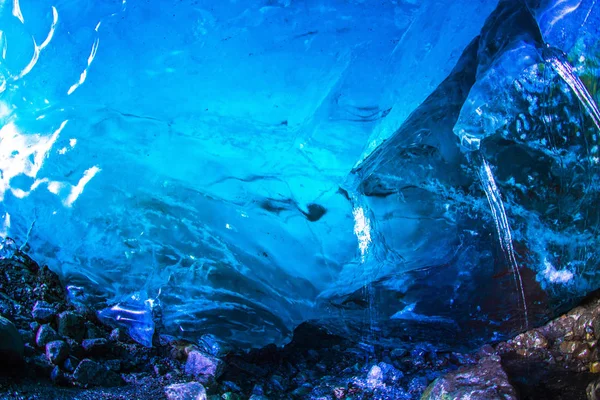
31 301 56 323
85 322 106 339
164 382 207 400
57 311 86 341
45 340 69 365
0 315 24 369
82 338 109 355
106 359 122 371
109 327 130 342
422 356 517 400
588 377 600 400
185 350 224 383
367 364 383 388
35 324 59 348
50 365 68 386
63 356 79 373
73 359 124 387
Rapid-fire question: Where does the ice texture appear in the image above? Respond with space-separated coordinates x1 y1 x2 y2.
0 0 599 350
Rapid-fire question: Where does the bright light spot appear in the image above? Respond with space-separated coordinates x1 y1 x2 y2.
352 206 371 261
225 223 232 230
64 166 100 207
0 213 10 238
0 120 67 200
12 0 24 23
70 138 77 147
543 259 573 284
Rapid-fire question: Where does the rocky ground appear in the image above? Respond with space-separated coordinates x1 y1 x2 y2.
1 241 600 400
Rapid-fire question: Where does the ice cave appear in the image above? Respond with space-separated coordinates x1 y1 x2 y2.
0 0 599 398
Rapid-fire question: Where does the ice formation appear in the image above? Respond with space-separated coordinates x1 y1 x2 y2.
0 0 598 350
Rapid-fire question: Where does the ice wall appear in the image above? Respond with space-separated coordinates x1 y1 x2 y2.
0 0 598 350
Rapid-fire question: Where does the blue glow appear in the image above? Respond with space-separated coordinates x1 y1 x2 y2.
0 0 599 350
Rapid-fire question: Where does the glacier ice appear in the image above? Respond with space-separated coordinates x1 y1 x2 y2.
0 0 599 350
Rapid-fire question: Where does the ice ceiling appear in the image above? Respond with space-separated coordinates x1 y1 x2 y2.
0 0 599 350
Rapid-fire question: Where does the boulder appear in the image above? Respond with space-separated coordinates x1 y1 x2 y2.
164 382 207 400
35 324 59 348
73 359 124 387
421 356 517 400
57 311 86 341
185 350 225 383
0 315 24 369
45 340 69 365
31 301 56 323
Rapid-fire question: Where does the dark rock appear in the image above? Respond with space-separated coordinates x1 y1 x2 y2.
0 315 24 370
36 324 60 348
422 356 517 400
109 327 130 342
164 382 207 400
73 359 124 387
588 377 600 400
106 359 122 371
63 356 79 373
82 338 109 355
30 353 54 375
19 329 34 346
85 322 106 339
57 311 86 341
185 350 224 382
31 301 56 323
46 340 69 365
50 365 68 386
66 338 85 359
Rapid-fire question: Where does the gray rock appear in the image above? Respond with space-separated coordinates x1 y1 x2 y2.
422 356 517 400
164 382 207 400
31 301 55 323
82 338 109 355
185 350 224 382
57 311 86 341
105 359 121 371
35 324 59 348
0 315 23 367
73 359 124 387
63 356 78 372
46 340 69 365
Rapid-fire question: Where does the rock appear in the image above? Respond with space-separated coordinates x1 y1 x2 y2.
81 338 109 355
36 324 59 348
63 357 78 373
73 359 124 387
367 364 383 388
164 382 207 400
106 359 121 371
421 356 517 400
57 311 86 341
588 378 600 400
50 365 68 386
109 327 130 342
85 322 106 339
46 340 69 365
185 350 224 382
31 301 56 323
0 315 24 369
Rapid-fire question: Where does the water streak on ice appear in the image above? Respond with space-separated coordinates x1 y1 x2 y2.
478 156 529 329
352 206 371 261
68 38 100 95
12 0 24 24
544 46 600 133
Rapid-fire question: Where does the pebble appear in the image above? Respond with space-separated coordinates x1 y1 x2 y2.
31 301 56 323
185 350 224 382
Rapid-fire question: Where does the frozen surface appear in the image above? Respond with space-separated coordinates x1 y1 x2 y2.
0 0 599 350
